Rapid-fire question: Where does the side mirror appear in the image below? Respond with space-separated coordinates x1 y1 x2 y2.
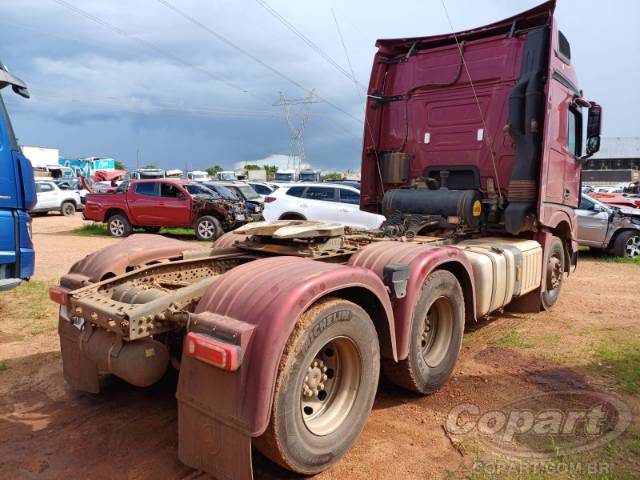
585 103 602 157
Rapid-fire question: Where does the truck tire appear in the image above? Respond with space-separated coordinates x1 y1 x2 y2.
540 236 564 310
142 226 161 234
382 270 464 395
107 214 132 237
612 230 640 258
254 297 380 475
194 216 222 241
60 201 76 217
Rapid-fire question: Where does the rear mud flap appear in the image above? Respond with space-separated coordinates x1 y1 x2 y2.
178 402 253 480
177 352 253 480
58 316 100 393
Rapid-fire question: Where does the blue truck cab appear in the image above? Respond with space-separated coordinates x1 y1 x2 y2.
0 63 36 291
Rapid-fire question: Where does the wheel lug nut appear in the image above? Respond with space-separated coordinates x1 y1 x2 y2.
322 366 328 373
322 374 328 381
318 383 325 390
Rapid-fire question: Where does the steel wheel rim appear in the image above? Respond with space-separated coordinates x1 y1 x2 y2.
300 336 361 436
198 220 215 239
421 296 454 367
110 219 124 236
625 236 640 257
63 204 74 215
546 253 563 291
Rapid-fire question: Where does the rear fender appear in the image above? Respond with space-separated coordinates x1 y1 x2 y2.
348 241 476 360
61 234 196 286
181 255 395 437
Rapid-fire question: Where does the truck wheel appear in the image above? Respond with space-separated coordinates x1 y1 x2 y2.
195 216 222 241
61 201 76 216
107 214 132 237
382 270 464 395
254 297 380 475
541 236 564 310
142 226 161 234
612 230 640 258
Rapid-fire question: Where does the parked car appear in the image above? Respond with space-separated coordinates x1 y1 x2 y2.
32 179 82 216
83 179 247 240
55 177 89 204
248 181 276 199
215 182 264 221
576 194 640 257
263 183 384 229
202 182 257 220
187 171 210 182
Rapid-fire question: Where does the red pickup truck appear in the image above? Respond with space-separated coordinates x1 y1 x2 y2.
83 178 247 240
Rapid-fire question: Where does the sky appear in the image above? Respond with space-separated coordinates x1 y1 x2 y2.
1 0 639 172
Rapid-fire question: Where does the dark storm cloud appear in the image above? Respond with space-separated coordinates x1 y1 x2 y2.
2 0 638 171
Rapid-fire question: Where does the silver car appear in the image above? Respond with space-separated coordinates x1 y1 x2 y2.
576 194 640 257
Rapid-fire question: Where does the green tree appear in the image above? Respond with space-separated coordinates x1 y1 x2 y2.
322 172 343 181
206 165 224 177
263 164 278 180
114 160 126 171
244 164 261 171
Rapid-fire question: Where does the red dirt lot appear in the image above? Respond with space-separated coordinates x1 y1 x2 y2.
0 214 638 479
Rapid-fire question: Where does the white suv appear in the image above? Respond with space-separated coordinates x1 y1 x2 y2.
263 183 384 230
32 180 82 216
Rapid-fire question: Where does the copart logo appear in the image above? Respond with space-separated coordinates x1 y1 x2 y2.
445 390 632 458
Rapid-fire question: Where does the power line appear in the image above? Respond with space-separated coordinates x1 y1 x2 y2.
49 0 271 105
7 87 280 118
154 0 362 124
254 0 366 91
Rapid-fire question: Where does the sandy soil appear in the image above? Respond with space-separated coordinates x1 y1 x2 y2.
0 215 638 479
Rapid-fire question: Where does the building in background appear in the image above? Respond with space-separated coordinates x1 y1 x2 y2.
59 157 116 178
21 146 59 169
583 137 640 186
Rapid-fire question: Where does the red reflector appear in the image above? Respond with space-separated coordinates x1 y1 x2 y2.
49 286 70 305
264 196 276 203
185 332 241 371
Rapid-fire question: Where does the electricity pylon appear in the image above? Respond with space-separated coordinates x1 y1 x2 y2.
274 90 318 170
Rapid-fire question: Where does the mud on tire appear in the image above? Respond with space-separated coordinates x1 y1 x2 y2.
541 235 564 310
382 270 464 395
253 297 380 475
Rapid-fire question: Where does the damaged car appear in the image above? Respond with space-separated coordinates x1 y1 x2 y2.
576 194 640 257
83 179 248 241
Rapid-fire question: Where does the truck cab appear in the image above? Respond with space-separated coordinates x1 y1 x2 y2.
0 64 35 291
361 0 602 265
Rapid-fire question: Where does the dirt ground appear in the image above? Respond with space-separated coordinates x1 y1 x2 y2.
0 214 638 479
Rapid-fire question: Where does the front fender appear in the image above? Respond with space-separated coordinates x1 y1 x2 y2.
348 241 476 360
187 255 395 437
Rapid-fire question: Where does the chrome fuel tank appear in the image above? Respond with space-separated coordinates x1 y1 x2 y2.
455 237 542 317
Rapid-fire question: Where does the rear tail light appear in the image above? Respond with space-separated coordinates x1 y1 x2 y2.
185 332 241 371
49 286 70 305
264 196 276 203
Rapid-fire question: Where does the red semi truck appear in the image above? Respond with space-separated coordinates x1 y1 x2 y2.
49 2 602 478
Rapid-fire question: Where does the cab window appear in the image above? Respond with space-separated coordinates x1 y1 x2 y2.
36 182 54 193
161 183 183 198
135 182 159 197
568 106 582 158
